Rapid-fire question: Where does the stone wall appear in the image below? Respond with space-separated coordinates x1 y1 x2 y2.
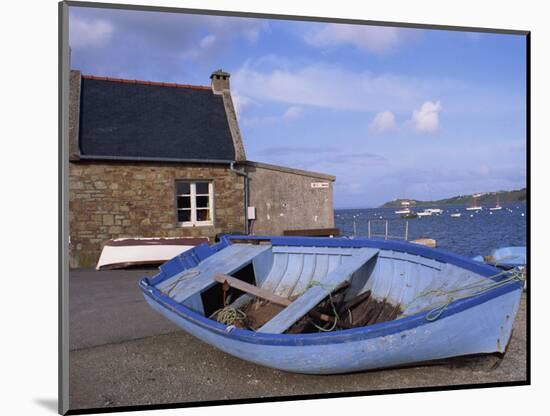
69 161 245 268
69 70 81 160
246 162 335 235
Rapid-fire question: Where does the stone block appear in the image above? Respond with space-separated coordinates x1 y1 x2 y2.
102 214 114 226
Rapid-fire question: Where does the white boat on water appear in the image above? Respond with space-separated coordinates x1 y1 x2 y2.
489 196 502 211
394 201 412 215
466 193 483 211
417 210 432 217
425 208 443 214
450 213 461 218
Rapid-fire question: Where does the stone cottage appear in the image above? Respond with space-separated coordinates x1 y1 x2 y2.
69 69 336 268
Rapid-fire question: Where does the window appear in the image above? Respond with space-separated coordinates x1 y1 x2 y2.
175 181 214 226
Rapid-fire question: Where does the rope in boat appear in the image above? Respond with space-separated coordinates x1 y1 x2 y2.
160 269 201 297
210 307 247 326
402 269 525 322
307 280 340 332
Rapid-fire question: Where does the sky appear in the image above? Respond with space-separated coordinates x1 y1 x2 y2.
69 6 527 209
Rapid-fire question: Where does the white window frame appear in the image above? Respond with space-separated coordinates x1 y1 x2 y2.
176 181 214 227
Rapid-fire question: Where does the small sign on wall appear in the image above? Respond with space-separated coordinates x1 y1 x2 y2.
311 182 330 189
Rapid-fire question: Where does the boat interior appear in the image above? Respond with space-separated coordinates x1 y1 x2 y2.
154 241 498 334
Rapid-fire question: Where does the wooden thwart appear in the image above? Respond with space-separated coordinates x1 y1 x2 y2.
213 274 291 306
213 273 349 326
259 247 380 334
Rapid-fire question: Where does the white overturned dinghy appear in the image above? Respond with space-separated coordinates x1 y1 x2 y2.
96 237 209 270
139 235 524 374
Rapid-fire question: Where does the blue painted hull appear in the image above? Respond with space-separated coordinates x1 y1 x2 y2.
473 246 526 269
139 236 523 374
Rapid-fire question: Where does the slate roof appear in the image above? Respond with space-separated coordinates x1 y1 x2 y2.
78 76 236 161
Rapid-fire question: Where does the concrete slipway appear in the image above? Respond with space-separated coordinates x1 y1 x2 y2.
69 268 527 411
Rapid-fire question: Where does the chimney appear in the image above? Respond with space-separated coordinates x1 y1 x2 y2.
210 69 231 94
209 69 246 161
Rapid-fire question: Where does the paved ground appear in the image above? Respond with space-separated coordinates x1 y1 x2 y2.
69 268 177 351
69 268 528 411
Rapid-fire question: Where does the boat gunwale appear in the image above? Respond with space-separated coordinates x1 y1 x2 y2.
139 235 522 346
149 235 507 287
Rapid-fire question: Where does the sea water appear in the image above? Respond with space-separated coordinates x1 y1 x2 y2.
334 202 527 257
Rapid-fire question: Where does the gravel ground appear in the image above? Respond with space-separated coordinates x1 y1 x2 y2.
68 268 527 411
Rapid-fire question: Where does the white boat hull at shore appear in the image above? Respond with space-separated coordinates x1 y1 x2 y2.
96 237 209 270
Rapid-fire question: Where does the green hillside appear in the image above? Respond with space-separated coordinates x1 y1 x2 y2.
380 188 526 208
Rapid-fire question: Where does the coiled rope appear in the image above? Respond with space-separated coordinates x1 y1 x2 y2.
210 307 247 326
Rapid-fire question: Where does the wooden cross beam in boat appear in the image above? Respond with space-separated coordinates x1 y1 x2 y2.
258 247 379 334
212 274 350 325
213 274 292 306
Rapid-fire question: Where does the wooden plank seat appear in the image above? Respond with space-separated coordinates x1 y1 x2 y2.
258 247 380 334
158 244 272 303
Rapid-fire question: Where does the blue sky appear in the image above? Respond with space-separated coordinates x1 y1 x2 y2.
69 6 527 208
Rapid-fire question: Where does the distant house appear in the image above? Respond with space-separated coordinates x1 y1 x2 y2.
69 69 335 267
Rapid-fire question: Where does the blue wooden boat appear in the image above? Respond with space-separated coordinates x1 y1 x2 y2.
472 246 526 270
139 235 524 374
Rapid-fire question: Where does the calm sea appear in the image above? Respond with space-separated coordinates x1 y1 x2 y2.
334 202 527 257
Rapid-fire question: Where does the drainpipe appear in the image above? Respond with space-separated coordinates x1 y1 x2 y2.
230 161 249 235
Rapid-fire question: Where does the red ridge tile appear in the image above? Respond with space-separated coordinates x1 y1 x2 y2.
81 74 211 91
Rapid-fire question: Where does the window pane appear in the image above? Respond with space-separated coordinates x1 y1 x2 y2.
196 195 209 208
196 182 209 194
177 210 191 222
177 196 191 208
196 209 211 221
176 182 190 195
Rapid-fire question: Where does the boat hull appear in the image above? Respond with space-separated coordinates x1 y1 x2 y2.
140 236 523 374
141 278 521 374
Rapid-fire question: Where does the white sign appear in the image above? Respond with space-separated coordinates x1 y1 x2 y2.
311 182 329 189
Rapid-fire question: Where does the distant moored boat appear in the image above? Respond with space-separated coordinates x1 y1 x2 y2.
466 194 483 211
473 246 526 270
417 210 432 217
489 195 503 211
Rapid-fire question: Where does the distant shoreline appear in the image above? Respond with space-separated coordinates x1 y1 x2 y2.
377 188 526 209
334 200 527 211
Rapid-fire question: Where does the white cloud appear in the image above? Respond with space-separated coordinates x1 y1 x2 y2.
231 91 257 119
243 106 306 126
412 101 442 133
282 106 304 121
207 16 266 45
70 16 114 48
181 17 267 62
232 62 445 113
369 111 397 133
182 34 219 60
305 24 418 54
199 34 216 49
